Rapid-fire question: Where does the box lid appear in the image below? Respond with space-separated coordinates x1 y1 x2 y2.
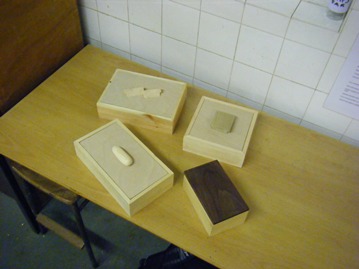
78 120 169 199
184 160 249 224
187 97 256 152
97 69 186 120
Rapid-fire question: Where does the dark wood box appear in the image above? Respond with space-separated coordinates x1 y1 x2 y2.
183 160 249 236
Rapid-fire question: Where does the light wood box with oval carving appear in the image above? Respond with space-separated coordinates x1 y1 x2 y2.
74 119 174 216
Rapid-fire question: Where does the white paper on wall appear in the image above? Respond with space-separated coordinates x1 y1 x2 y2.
324 34 359 120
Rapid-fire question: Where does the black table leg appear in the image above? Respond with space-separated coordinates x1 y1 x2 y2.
0 155 40 234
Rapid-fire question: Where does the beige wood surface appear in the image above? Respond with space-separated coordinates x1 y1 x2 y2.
0 45 359 269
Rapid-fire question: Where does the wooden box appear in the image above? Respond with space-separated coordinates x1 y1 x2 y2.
74 119 174 216
183 96 258 167
183 161 249 236
97 69 187 134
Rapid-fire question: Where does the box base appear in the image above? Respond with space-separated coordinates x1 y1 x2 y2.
97 69 187 134
74 120 174 216
183 97 258 167
183 174 248 236
183 136 245 167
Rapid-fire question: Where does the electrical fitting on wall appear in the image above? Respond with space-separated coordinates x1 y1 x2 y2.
327 0 353 20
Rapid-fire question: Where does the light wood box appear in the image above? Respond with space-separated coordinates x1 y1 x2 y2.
74 119 174 216
97 69 187 134
183 96 258 168
183 161 249 236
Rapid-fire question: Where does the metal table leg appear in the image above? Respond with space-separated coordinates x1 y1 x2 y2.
72 200 98 268
0 155 40 234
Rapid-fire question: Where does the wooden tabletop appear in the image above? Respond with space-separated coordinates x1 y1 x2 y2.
1 45 358 269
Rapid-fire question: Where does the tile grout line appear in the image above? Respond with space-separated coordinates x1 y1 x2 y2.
226 2 246 99
127 0 133 61
191 0 203 86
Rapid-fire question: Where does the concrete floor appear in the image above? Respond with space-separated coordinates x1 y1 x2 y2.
0 190 170 269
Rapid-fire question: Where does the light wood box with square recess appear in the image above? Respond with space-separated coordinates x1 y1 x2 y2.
97 69 187 134
183 96 258 168
184 160 249 236
74 119 174 216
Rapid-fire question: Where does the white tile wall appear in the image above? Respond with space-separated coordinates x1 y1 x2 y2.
79 6 100 40
275 40 330 88
102 44 131 60
304 0 326 7
98 13 129 52
163 67 193 85
97 0 128 20
265 76 314 118
345 120 359 141
198 12 240 59
162 37 196 77
128 0 161 33
353 0 359 10
333 10 359 57
78 0 96 9
194 49 233 89
86 37 102 49
229 62 272 104
262 106 302 125
171 0 201 9
130 24 161 64
286 19 339 52
201 0 244 23
132 55 161 71
235 25 283 73
242 4 290 37
194 79 227 97
162 0 199 45
246 0 300 17
292 1 343 31
77 0 359 147
227 92 264 111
